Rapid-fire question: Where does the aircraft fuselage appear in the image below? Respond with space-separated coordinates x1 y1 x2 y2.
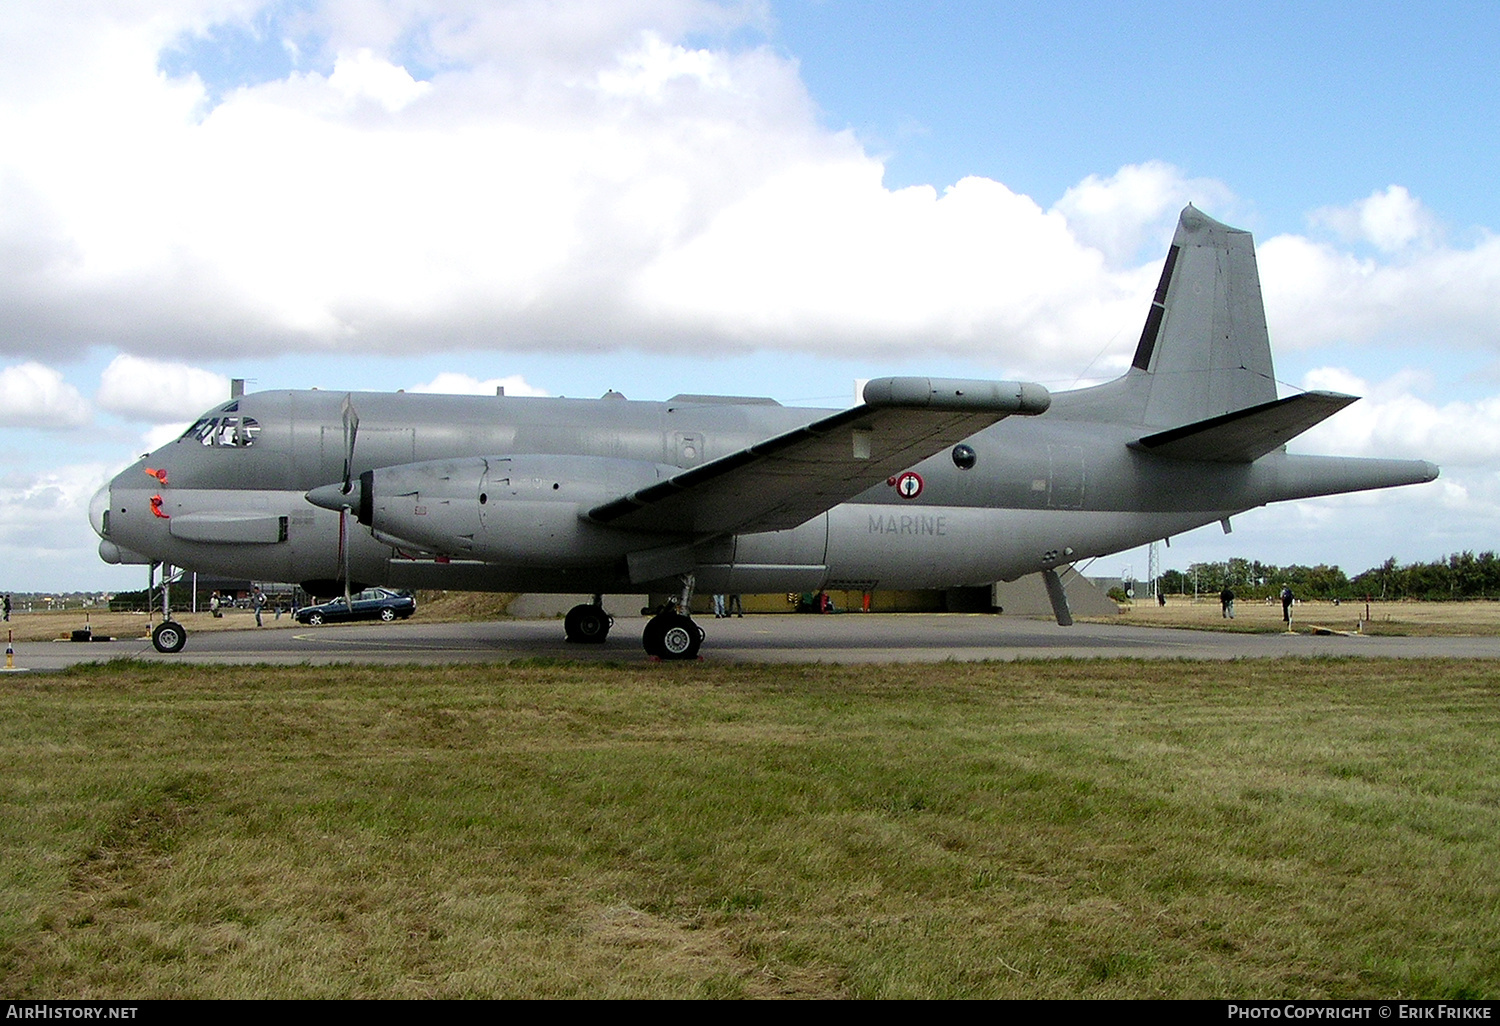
92 383 1435 598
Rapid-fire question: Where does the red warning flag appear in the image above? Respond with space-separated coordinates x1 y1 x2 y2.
150 495 170 519
144 467 168 485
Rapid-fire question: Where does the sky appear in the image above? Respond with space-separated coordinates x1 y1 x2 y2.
3 0 1499 592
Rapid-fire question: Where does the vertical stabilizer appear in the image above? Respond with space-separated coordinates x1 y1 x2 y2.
1129 207 1278 427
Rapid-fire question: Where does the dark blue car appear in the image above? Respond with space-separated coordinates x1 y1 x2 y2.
295 588 416 625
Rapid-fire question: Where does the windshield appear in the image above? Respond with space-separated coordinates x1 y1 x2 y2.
180 402 261 448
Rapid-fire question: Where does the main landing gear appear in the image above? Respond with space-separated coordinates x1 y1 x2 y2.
642 610 704 660
563 596 612 644
562 580 706 660
640 574 704 660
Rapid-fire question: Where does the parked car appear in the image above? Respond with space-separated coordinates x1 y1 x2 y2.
295 588 416 625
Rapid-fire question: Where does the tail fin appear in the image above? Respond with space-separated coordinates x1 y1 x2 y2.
1128 206 1278 427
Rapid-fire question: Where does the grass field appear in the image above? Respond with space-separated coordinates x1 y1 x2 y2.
1100 595 1500 636
9 593 1500 647
1 657 1497 998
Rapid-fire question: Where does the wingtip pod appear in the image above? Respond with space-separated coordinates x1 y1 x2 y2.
862 377 1051 415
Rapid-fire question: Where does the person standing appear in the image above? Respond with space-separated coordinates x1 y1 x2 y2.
1220 586 1235 619
712 594 726 618
253 587 266 627
1281 585 1294 624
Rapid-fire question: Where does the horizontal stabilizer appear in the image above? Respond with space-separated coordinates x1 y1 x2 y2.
589 377 1050 535
1130 391 1358 463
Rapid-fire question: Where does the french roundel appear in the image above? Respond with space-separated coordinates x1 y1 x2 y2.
894 471 924 499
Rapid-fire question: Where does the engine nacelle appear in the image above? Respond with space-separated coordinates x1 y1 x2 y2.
353 455 677 565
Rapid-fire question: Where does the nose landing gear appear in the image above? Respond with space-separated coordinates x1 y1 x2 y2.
151 620 187 653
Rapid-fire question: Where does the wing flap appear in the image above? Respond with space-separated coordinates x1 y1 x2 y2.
1130 391 1357 463
589 377 1050 535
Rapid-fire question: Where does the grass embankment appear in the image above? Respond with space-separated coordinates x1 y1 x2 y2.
2 658 1497 998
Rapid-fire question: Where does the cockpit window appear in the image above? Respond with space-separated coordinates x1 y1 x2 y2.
180 415 261 447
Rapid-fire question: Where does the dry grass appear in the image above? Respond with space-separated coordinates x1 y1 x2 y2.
0 609 301 644
1 658 1497 998
0 591 518 644
1097 595 1500 636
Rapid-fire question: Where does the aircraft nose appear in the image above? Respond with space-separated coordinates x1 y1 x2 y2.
88 482 110 539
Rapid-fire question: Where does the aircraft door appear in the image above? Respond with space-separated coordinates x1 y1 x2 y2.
477 458 509 531
1048 445 1085 509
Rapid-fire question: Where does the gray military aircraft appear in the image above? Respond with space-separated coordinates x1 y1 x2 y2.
89 207 1438 655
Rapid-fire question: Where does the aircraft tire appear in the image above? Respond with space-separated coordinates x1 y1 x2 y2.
642 615 666 656
151 621 187 653
565 604 611 643
657 613 701 660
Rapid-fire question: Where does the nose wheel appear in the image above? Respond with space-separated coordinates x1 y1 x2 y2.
151 620 187 653
642 611 703 660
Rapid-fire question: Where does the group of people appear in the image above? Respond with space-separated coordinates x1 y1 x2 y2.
1219 585 1296 622
711 594 743 618
208 587 277 625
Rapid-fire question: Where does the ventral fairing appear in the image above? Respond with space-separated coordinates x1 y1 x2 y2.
92 208 1438 656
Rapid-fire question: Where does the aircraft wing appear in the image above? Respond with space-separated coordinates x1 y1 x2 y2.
587 377 1050 535
1129 391 1357 463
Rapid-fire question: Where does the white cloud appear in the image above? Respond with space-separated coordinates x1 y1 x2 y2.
0 462 115 581
1259 230 1500 352
326 48 430 111
1053 161 1237 267
1310 185 1440 253
1296 367 1500 468
7 0 1496 401
409 372 548 396
141 421 194 452
0 1 1161 379
0 362 91 428
95 354 231 422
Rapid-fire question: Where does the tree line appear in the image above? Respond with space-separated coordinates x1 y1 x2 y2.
1156 552 1500 602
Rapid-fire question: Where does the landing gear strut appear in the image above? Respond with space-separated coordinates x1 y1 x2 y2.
564 596 612 643
147 561 188 653
642 575 703 660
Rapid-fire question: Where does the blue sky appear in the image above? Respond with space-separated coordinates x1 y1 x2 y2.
777 1 1500 229
2 0 1498 592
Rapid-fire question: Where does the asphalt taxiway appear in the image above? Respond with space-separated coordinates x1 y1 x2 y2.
7 613 1500 671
